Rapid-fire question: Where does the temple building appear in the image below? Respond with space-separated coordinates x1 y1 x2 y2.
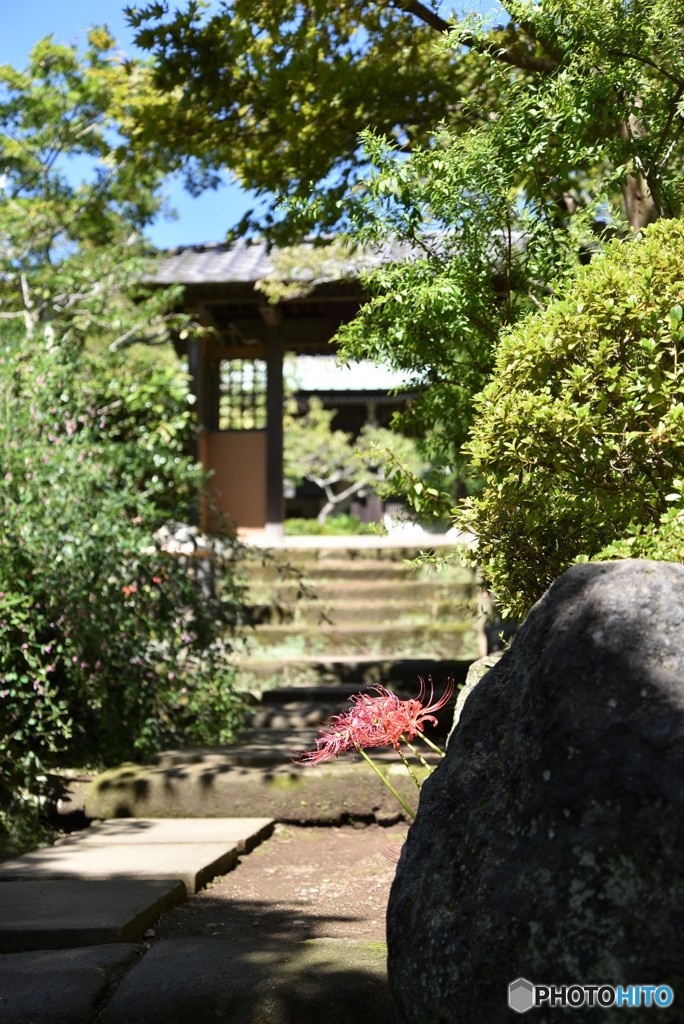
151 239 415 537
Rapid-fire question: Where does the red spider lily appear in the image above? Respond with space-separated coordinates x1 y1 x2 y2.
398 676 456 743
296 677 455 766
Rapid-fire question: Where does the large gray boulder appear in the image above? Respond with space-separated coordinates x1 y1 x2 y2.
387 560 684 1023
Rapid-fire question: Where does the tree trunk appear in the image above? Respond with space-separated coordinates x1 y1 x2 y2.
622 172 659 231
619 111 659 231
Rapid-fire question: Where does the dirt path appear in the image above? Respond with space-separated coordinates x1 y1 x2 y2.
155 823 405 944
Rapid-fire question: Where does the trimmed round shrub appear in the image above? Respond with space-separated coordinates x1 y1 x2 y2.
458 219 684 618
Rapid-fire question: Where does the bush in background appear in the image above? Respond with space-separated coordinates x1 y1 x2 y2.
285 514 378 536
0 337 245 853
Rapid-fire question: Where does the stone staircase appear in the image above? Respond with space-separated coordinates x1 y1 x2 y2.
230 537 482 760
237 536 481 700
83 536 483 823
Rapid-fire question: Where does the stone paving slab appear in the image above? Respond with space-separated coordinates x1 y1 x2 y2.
54 816 274 854
0 818 275 894
0 943 142 1024
0 879 185 953
102 938 395 1024
0 842 237 895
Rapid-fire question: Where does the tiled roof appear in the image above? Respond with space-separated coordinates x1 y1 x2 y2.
150 231 524 287
150 237 424 286
151 239 275 285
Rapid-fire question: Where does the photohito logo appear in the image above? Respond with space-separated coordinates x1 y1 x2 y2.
508 978 674 1013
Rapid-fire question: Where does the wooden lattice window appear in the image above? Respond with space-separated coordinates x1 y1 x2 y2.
219 359 267 430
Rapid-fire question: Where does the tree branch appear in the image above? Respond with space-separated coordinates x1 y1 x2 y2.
467 37 558 74
390 0 559 73
392 0 451 33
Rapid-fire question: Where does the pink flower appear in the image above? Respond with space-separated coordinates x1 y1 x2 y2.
297 678 455 766
383 677 456 746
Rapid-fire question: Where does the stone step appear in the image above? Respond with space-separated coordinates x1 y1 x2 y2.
246 596 477 625
0 938 395 1024
250 701 350 730
247 538 466 563
234 655 472 690
0 945 145 1023
248 578 476 604
0 815 276 983
244 621 478 659
249 680 456 730
103 938 394 1024
151 729 445 770
245 560 469 583
84 756 431 823
0 880 185 953
254 682 417 703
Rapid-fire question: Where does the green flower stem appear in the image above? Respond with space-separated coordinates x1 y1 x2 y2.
417 732 446 757
355 744 416 820
396 743 423 789
403 738 433 773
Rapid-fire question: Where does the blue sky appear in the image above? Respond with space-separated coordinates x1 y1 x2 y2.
0 0 256 249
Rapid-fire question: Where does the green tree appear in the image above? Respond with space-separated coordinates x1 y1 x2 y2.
128 1 684 238
284 398 425 523
0 29 184 351
331 0 684 475
456 219 684 618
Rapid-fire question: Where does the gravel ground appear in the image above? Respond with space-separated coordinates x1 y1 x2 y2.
154 823 406 944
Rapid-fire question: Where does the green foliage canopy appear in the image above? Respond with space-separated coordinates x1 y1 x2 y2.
0 30 186 351
329 0 684 475
126 0 551 240
129 0 684 239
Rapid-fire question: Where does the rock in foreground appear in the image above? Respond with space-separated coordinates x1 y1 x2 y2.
387 560 684 1023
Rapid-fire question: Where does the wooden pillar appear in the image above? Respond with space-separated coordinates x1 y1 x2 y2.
264 315 285 540
186 335 206 467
